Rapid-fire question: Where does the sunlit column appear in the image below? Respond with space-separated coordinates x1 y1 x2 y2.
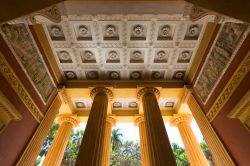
171 114 209 166
137 87 176 166
135 116 150 166
186 93 234 165
75 87 113 166
102 116 116 166
42 115 78 166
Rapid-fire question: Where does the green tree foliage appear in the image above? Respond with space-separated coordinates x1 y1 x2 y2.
61 129 84 166
111 128 123 151
35 122 84 166
172 143 189 166
35 125 213 166
39 122 60 156
110 128 141 166
200 140 215 165
35 122 60 166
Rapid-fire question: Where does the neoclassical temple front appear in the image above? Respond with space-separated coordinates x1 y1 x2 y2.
0 1 250 166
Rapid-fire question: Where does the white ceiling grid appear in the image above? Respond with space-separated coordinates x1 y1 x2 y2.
45 13 215 82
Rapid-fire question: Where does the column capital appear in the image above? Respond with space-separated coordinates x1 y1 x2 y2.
90 87 113 101
134 115 145 126
137 87 160 101
57 114 79 127
106 115 116 126
171 114 192 126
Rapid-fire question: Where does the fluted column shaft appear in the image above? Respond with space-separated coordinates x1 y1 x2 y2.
171 115 209 166
42 115 78 166
138 88 176 166
75 88 113 166
17 95 61 166
102 116 116 166
135 116 150 166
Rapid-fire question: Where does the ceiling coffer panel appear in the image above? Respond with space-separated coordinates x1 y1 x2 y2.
45 14 210 82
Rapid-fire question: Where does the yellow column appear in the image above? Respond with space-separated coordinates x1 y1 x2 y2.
17 95 61 166
187 93 234 165
137 87 176 166
135 116 150 166
75 87 113 166
42 115 78 166
102 116 116 166
171 114 209 166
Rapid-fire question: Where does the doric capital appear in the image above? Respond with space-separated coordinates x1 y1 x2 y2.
57 114 79 127
134 115 145 126
90 87 113 101
137 87 160 101
106 115 116 126
171 114 192 126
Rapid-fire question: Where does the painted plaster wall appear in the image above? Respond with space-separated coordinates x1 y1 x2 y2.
0 73 38 166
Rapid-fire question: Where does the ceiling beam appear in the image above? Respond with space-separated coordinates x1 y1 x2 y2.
65 80 185 88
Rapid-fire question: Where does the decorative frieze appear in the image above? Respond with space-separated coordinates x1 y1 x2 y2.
207 50 250 121
0 51 44 122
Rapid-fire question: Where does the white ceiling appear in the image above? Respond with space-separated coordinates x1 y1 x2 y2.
45 14 216 82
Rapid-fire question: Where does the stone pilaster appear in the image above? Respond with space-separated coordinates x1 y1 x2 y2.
171 114 209 166
17 95 61 166
42 115 78 166
102 116 116 166
135 116 150 166
75 87 113 166
137 87 176 166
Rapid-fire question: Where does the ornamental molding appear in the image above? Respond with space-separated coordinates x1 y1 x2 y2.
170 114 192 126
106 115 116 126
134 115 145 126
30 5 61 24
0 90 23 121
0 90 23 132
90 87 113 101
0 52 44 122
137 87 160 101
207 51 250 122
228 90 250 131
57 114 79 127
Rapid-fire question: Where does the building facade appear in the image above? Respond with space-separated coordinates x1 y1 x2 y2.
0 1 249 166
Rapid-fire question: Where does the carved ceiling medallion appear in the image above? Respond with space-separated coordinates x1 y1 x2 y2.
44 13 216 82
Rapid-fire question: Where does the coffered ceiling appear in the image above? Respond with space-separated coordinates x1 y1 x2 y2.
42 2 217 83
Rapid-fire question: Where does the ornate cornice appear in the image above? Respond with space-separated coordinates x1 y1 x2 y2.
207 51 250 122
170 114 192 126
30 5 61 24
106 115 116 126
189 5 221 22
57 114 79 127
90 87 113 101
228 90 250 131
0 90 22 121
0 51 44 122
137 87 160 101
134 115 145 126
